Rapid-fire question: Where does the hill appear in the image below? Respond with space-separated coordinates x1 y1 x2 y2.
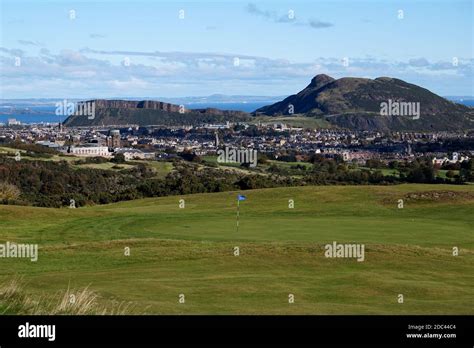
63 99 250 127
255 75 474 131
0 185 473 314
62 78 474 131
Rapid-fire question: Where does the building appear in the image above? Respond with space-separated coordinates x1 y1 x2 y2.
107 129 121 148
68 146 111 157
36 140 62 150
214 130 220 147
114 148 147 160
432 152 469 166
205 121 230 130
7 118 21 126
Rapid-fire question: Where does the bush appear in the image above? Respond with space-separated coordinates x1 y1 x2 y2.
0 182 21 200
84 156 109 164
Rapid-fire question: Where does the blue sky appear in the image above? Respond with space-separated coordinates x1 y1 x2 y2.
1 0 472 98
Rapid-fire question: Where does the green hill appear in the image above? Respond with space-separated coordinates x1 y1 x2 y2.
0 185 473 314
255 75 474 131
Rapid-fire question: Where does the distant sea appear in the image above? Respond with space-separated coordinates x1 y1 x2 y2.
1 106 60 124
1 100 472 125
457 100 474 107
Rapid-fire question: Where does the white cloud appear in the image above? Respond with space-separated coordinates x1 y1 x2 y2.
0 47 472 98
246 3 334 29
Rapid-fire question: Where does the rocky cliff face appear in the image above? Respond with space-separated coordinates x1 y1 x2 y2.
63 99 250 127
89 99 183 113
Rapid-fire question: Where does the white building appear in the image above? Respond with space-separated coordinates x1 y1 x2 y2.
273 123 288 131
7 118 21 126
68 146 111 157
114 148 147 160
205 121 230 129
432 152 469 166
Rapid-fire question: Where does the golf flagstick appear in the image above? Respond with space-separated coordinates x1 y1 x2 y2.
236 195 246 233
236 197 240 233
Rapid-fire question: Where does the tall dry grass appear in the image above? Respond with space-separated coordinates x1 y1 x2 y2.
0 277 133 315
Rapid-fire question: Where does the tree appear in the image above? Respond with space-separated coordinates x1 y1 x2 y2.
257 154 269 165
459 159 474 182
388 161 399 170
178 150 201 163
111 153 126 164
446 170 455 179
365 159 385 169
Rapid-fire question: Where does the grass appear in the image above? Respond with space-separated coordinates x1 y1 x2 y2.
139 160 174 178
0 146 21 154
251 115 332 129
202 155 243 168
73 162 134 170
0 184 473 314
437 169 459 179
0 277 132 314
357 167 459 180
35 155 78 163
357 166 400 177
267 160 313 169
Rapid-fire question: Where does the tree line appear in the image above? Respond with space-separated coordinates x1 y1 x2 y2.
0 152 472 208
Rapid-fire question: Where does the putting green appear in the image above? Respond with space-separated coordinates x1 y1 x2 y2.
0 184 473 314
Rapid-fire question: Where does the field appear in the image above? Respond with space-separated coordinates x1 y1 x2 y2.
357 167 459 181
251 115 332 129
0 184 473 314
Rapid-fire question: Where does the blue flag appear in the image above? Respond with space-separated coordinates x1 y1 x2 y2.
237 195 246 201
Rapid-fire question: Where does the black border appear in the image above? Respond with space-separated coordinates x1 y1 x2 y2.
0 315 472 346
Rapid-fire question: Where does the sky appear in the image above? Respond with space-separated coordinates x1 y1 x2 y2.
0 0 473 99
